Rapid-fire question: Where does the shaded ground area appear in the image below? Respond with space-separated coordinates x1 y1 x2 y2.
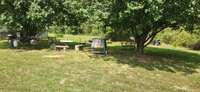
109 46 200 74
0 40 80 50
0 40 49 50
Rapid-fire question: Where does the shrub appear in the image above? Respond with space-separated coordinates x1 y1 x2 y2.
172 31 197 48
156 28 176 44
156 28 200 50
191 40 200 50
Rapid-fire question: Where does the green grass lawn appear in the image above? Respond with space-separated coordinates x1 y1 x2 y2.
0 36 200 92
49 34 99 43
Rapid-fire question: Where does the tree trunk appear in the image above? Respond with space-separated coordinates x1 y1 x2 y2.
135 36 146 54
136 42 145 54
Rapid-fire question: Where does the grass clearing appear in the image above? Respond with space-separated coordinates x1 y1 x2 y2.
49 34 99 43
0 35 200 92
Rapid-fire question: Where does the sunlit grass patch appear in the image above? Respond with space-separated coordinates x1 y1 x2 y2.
0 39 200 92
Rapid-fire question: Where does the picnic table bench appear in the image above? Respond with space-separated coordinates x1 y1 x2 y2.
55 45 69 52
50 39 73 52
75 44 84 51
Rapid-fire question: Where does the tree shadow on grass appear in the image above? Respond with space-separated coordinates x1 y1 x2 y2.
0 40 80 50
108 46 200 74
0 40 50 50
0 41 10 49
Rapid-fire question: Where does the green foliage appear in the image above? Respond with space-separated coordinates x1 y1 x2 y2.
156 28 176 44
192 40 200 50
48 26 62 34
107 0 200 53
1 0 200 53
0 0 112 36
172 31 197 47
157 28 200 50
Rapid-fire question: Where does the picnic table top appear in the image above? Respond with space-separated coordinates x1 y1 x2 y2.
55 45 69 48
60 40 73 43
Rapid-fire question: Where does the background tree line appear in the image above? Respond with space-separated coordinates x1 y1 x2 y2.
0 0 200 54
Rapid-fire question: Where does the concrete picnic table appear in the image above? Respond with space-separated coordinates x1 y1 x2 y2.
54 40 74 52
55 45 69 52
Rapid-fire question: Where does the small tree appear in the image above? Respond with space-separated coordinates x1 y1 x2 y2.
108 0 200 54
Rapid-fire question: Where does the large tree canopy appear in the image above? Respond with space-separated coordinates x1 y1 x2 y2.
0 0 86 35
0 0 200 53
108 0 200 54
0 0 111 35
